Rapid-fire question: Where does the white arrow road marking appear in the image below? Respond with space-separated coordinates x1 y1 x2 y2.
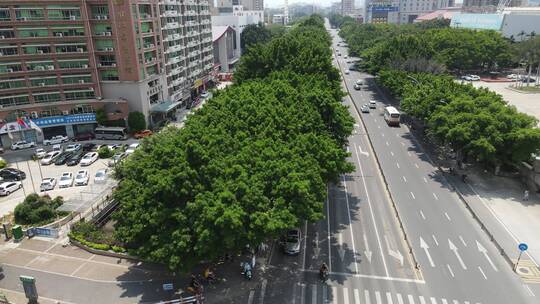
313 232 320 258
338 232 345 261
449 239 467 270
363 233 373 263
476 240 498 271
385 235 404 266
358 145 369 157
420 237 435 267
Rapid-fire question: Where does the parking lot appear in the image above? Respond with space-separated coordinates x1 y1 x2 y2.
0 139 138 218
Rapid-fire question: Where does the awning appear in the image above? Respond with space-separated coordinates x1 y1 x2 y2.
150 100 182 113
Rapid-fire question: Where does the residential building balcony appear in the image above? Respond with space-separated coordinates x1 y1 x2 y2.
164 22 180 29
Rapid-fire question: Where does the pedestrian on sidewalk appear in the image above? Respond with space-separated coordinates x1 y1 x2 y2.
523 190 530 201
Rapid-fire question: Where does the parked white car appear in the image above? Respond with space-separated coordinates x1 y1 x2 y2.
40 178 57 192
80 152 98 166
41 151 61 165
94 169 108 184
0 181 22 196
58 172 74 188
52 144 63 152
461 74 480 81
344 69 350 75
43 135 69 146
65 144 82 153
11 140 36 150
74 170 89 186
34 148 47 159
125 143 139 155
506 74 520 81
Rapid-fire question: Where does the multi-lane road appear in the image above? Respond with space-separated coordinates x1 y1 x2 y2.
258 22 538 304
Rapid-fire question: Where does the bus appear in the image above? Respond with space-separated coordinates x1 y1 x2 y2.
94 127 128 140
384 106 401 126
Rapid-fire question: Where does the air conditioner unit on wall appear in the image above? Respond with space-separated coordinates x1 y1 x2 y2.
78 79 85 83
96 15 102 20
38 83 45 86
82 64 88 68
56 33 63 37
7 68 13 72
70 16 77 20
47 65 54 70
77 48 84 52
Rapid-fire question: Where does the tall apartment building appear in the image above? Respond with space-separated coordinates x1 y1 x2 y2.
341 0 355 15
365 0 451 24
0 0 213 145
240 0 264 11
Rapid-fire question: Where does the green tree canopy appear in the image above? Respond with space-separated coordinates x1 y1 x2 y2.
240 23 271 53
127 111 147 132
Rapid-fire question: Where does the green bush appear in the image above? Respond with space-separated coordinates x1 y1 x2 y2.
112 246 126 253
98 146 113 159
14 194 64 225
127 111 146 133
0 159 7 169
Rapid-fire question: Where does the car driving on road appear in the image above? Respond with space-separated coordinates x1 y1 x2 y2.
361 104 370 113
354 83 361 90
58 172 74 188
40 178 57 192
281 228 302 255
80 152 98 166
11 140 35 150
0 181 22 196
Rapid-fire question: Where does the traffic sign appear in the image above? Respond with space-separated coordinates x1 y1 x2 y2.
519 243 528 252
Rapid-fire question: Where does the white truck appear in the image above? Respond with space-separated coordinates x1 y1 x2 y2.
43 135 69 146
11 140 36 150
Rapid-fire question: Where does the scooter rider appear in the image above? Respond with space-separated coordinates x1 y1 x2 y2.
320 262 329 278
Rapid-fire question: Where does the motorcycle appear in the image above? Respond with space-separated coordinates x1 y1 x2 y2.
240 262 252 280
319 268 329 281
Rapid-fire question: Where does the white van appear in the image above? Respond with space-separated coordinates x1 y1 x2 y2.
369 100 376 109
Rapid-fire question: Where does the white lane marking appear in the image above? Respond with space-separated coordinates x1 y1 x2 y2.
259 279 267 304
358 145 370 157
432 235 439 246
378 125 381 129
339 232 343 245
408 294 415 304
397 162 400 169
430 297 437 304
341 175 360 273
459 236 467 247
441 299 448 304
449 239 467 270
524 285 536 297
445 212 451 221
374 119 378 123
419 210 426 220
342 287 348 304
432 193 438 200
391 151 394 156
299 268 426 283
403 176 407 182
375 291 382 304
476 240 497 271
397 293 404 304
423 177 428 183
396 133 400 137
323 286 329 303
447 264 455 278
387 292 394 304
347 146 350 153
302 220 307 270
354 289 361 304
414 163 419 168
478 266 487 280
364 233 373 263
326 185 332 272
453 301 459 304
401 142 405 146
420 237 435 267
70 262 87 276
386 141 389 146
365 289 372 304
311 284 317 304
419 296 426 304
382 133 385 137
353 145 389 276
410 192 416 199
248 290 255 304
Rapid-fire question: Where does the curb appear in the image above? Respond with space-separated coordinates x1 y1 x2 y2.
334 52 422 273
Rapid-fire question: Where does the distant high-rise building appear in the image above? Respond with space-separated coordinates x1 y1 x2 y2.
240 0 264 11
342 0 355 15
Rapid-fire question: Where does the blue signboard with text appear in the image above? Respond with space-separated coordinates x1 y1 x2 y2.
370 5 399 13
33 113 96 127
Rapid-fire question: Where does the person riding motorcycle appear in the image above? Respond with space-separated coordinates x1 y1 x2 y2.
320 263 329 278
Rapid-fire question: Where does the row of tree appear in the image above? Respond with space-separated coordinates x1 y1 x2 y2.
112 15 354 271
377 69 540 169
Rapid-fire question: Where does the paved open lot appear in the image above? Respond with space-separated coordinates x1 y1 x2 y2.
0 139 138 218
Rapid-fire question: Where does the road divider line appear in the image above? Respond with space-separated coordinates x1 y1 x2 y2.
432 193 438 200
423 177 427 183
341 175 360 273
382 133 385 137
419 210 426 220
447 264 455 278
391 151 394 156
396 162 400 169
302 220 307 270
432 235 439 246
459 236 467 247
414 163 419 168
353 145 389 276
386 141 389 146
478 266 487 280
248 290 255 304
407 152 412 157
259 279 267 304
444 212 451 221
410 192 415 200
311 284 317 304
70 261 87 277
403 176 407 182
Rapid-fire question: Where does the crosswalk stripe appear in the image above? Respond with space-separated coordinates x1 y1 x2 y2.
354 289 361 304
375 291 382 304
387 292 394 304
408 294 415 304
464 302 470 304
453 301 459 304
343 287 349 304
365 289 371 304
311 284 317 304
397 293 404 304
419 296 426 304
248 290 255 304
441 299 448 304
430 297 437 304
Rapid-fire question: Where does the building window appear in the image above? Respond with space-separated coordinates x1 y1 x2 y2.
64 90 95 101
40 107 62 117
33 92 61 103
69 104 94 114
100 70 119 81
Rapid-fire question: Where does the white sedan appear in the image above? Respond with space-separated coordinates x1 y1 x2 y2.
11 140 36 150
94 169 108 184
34 148 47 159
80 152 98 166
74 170 89 186
41 151 61 165
0 181 22 196
40 178 57 192
58 172 74 188
43 135 69 145
65 144 82 152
